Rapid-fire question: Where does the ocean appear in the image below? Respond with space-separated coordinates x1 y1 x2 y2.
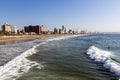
0 34 120 80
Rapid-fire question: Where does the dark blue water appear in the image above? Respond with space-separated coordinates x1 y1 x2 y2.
0 34 120 80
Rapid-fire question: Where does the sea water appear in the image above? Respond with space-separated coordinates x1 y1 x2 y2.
0 34 120 80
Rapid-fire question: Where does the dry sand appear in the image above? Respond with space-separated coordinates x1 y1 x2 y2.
0 34 72 43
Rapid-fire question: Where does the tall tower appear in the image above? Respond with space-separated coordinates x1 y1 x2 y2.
62 25 64 31
61 25 65 34
64 27 66 33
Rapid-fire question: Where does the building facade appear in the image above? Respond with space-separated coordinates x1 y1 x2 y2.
2 23 17 34
24 25 49 34
2 23 11 33
54 28 58 34
24 25 41 34
41 25 48 34
11 26 17 34
61 25 66 34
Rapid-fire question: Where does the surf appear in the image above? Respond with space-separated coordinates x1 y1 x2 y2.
0 44 43 80
0 35 80 80
87 46 120 78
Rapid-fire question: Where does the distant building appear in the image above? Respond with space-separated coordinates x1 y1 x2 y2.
61 25 66 34
24 25 48 34
41 25 48 34
53 25 67 34
19 29 25 34
61 25 64 34
48 31 53 34
11 26 17 34
80 30 87 34
59 28 62 34
62 25 64 31
54 28 58 34
2 23 17 34
2 23 11 33
64 27 66 33
24 25 41 34
76 28 81 34
68 29 72 34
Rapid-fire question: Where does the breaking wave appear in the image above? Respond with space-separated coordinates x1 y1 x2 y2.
87 46 120 77
0 45 43 80
0 35 80 80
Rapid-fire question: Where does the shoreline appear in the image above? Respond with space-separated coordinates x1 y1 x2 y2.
0 34 77 43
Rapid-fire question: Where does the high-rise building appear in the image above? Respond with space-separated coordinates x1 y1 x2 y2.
61 25 66 34
59 28 62 34
1 23 17 34
62 25 64 31
14 26 17 34
54 28 58 34
24 25 41 34
64 27 66 33
68 29 72 34
41 25 48 34
2 23 11 33
11 26 17 34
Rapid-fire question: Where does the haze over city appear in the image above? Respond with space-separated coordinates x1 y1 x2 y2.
0 0 120 32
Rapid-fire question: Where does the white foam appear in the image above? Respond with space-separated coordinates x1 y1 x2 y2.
46 36 72 42
87 46 111 62
0 35 80 80
104 60 120 76
47 35 80 41
87 46 120 77
0 45 43 80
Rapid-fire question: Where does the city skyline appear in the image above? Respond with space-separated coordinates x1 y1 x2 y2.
0 0 120 32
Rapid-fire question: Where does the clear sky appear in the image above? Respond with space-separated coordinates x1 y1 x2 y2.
0 0 120 32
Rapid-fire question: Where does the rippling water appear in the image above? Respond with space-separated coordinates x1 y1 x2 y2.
0 34 120 80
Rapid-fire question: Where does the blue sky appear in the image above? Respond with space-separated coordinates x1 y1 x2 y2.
0 0 120 32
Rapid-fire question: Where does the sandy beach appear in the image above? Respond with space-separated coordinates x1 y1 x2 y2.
0 34 73 43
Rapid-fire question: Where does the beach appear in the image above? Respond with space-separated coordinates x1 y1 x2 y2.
0 34 72 43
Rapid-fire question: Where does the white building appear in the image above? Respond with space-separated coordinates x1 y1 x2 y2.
2 23 11 33
12 26 17 34
2 23 17 34
41 25 48 34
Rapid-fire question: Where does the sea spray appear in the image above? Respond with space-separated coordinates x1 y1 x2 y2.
0 45 43 80
87 46 120 77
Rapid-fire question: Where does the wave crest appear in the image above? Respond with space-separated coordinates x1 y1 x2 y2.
0 35 80 80
87 46 120 77
0 45 43 80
